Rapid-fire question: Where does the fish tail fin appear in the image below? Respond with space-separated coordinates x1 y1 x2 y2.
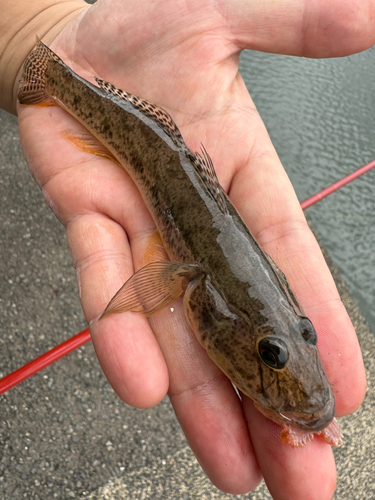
18 39 61 106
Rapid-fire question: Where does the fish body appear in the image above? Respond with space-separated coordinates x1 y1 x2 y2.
18 41 341 447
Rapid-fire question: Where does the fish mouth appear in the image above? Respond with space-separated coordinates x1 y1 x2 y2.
279 396 336 432
253 390 336 433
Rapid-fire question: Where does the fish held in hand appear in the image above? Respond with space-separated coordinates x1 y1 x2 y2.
18 40 342 447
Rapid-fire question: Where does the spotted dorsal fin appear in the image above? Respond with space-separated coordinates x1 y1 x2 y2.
264 253 304 316
95 77 228 214
95 77 185 149
186 144 228 214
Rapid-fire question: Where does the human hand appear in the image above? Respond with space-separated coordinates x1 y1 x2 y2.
18 0 373 497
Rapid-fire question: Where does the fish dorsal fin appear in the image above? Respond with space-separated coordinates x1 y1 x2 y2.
95 77 228 213
187 144 228 214
94 77 185 149
264 253 304 315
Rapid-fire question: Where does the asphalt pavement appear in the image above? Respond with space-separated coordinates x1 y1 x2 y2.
0 108 374 499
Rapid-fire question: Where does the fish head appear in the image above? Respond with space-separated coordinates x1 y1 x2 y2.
252 315 335 433
184 274 335 434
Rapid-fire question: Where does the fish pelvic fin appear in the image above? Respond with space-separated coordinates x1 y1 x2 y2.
18 39 62 106
143 230 170 266
280 418 342 448
100 261 202 319
94 77 186 149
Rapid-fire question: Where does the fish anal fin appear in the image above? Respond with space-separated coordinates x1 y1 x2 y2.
143 230 170 266
60 130 120 164
100 261 202 319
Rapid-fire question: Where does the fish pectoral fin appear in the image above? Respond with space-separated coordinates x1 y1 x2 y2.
60 130 121 164
100 261 202 319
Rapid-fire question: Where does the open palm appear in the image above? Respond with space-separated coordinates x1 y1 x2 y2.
17 0 373 497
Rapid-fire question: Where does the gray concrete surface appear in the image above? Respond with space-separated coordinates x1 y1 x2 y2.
0 108 374 499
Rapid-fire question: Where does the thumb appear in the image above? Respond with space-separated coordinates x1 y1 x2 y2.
225 0 375 57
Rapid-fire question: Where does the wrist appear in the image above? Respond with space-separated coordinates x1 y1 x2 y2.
0 0 87 115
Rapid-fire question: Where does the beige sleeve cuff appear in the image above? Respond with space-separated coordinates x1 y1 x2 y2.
0 0 87 115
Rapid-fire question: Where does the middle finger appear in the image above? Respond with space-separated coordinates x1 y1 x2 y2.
148 303 262 495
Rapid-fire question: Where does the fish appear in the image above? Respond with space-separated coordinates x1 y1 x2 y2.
18 40 342 447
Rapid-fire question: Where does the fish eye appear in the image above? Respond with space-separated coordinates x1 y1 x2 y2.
258 337 289 370
300 318 318 345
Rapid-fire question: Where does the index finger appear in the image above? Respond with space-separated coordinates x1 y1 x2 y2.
18 104 170 408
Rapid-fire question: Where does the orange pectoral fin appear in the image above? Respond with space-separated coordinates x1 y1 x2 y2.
60 130 120 164
100 261 202 319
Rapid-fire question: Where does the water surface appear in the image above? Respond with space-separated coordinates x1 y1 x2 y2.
239 48 375 333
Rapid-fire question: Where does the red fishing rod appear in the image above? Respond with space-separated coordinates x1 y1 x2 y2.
1 158 375 395
300 159 375 210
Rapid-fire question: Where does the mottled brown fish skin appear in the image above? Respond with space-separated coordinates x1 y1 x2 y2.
31 52 266 314
18 41 337 441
